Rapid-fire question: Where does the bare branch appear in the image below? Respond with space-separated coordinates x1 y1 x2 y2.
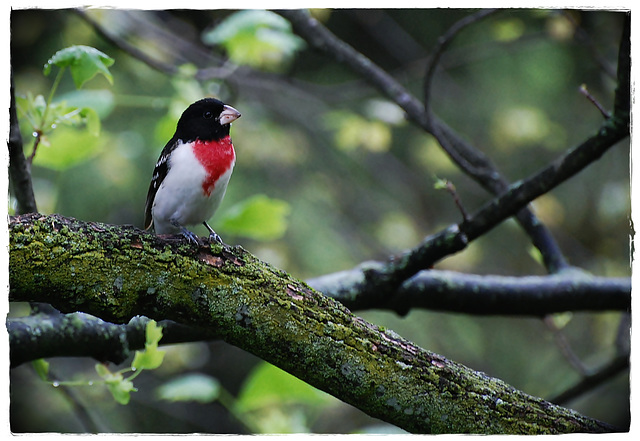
8 73 38 214
548 354 629 406
277 9 570 274
310 269 629 316
579 84 612 119
423 9 498 107
312 109 628 307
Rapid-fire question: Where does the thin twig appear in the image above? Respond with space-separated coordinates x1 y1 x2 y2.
435 178 469 222
580 84 612 119
423 9 498 106
548 354 629 406
26 131 42 167
543 316 589 375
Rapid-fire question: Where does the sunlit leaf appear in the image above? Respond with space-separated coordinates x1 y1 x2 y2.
96 361 137 405
106 377 137 405
202 10 304 70
235 362 332 414
95 363 113 380
145 319 164 347
32 359 50 381
156 373 221 403
44 45 114 88
171 64 206 104
218 195 290 241
132 320 165 371
490 106 552 151
527 245 544 266
131 347 165 371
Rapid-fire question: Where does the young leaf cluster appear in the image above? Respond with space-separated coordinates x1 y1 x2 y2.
33 320 166 405
15 45 114 168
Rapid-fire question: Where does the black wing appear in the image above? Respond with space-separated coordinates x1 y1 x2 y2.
144 136 179 230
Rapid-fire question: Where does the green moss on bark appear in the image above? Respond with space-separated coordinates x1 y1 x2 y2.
9 214 616 434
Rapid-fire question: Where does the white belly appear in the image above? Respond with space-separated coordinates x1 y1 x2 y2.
152 141 234 235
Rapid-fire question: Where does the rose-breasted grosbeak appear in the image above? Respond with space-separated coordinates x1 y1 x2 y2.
144 98 241 244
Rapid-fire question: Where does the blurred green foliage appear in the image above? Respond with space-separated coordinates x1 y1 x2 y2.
9 8 629 433
202 10 305 70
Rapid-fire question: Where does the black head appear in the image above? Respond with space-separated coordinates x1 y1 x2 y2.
174 98 241 143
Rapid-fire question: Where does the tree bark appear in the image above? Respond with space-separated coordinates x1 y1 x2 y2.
8 213 618 434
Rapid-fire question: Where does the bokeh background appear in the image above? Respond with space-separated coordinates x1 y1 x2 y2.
9 8 630 433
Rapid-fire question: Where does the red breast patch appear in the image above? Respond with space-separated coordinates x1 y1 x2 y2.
192 137 236 196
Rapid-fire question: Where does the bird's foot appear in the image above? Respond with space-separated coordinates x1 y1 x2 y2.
180 228 203 246
170 219 202 245
203 222 224 245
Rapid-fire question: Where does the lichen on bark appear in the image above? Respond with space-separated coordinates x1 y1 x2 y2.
8 213 617 434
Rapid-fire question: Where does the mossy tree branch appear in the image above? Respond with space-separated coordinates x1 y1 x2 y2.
9 213 618 434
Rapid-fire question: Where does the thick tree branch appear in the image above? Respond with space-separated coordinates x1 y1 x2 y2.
309 268 630 316
9 213 618 434
10 266 629 367
7 312 214 367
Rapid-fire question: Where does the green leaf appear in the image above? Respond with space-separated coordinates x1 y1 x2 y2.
433 176 450 190
95 363 137 405
79 107 101 137
156 373 221 403
132 347 165 371
18 90 104 141
58 89 116 119
32 359 50 381
106 377 137 405
95 363 112 380
44 45 114 89
145 319 164 347
33 126 104 171
235 362 332 414
15 92 46 131
202 10 304 71
218 195 290 241
204 10 291 43
131 320 165 371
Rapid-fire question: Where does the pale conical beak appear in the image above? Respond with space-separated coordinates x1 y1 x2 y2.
219 105 241 125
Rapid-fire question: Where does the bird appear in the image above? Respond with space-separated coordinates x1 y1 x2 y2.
144 97 241 245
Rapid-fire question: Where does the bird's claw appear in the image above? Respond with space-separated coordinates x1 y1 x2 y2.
180 228 202 246
208 232 224 245
203 222 224 245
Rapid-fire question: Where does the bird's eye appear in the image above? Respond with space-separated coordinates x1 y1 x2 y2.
203 111 214 119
